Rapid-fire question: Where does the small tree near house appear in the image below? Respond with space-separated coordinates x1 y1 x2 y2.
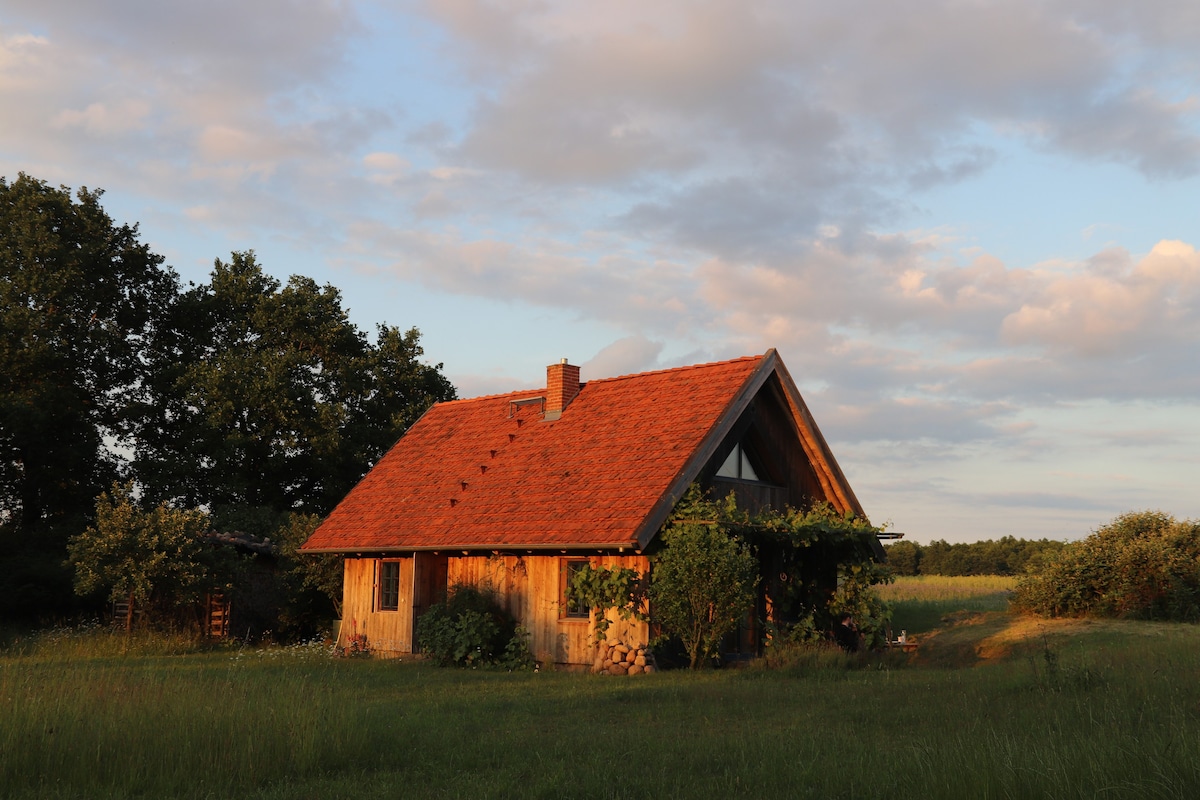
67 482 211 631
648 488 760 669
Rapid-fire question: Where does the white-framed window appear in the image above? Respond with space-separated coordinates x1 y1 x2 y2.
717 443 760 481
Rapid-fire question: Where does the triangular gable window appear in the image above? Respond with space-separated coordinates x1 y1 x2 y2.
716 443 760 482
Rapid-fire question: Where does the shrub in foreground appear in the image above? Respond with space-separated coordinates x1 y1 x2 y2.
415 584 534 669
1014 510 1200 620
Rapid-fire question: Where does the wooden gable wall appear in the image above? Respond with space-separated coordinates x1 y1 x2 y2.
699 377 829 516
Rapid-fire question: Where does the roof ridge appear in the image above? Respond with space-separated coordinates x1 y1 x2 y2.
449 353 765 403
438 387 545 406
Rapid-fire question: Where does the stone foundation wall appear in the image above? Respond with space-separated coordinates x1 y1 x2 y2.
593 641 656 675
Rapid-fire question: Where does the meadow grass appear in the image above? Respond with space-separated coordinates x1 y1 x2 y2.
882 575 1018 635
3 616 1200 799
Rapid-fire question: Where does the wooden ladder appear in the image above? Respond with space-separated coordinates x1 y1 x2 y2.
206 593 231 638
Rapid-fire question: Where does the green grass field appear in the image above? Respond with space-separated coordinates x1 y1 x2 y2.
882 575 1017 635
3 581 1199 799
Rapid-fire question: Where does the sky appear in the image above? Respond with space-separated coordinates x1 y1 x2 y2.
2 1 1198 544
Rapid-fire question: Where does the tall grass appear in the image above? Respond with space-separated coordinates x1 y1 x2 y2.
883 575 1017 635
3 618 1200 798
2 620 209 660
0 638 368 798
876 574 1019 602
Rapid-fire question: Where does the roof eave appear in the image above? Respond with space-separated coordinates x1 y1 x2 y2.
300 540 641 555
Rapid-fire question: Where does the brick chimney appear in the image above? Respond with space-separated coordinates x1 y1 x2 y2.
544 358 580 420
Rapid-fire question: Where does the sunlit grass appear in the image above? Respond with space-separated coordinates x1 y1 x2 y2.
3 617 1200 798
881 575 1017 635
877 574 1019 602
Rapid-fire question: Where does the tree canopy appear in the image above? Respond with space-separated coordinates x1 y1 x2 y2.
883 536 1066 577
1 174 456 622
0 174 175 541
134 251 455 517
649 489 759 669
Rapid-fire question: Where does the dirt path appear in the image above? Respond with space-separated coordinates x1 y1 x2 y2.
910 612 1118 668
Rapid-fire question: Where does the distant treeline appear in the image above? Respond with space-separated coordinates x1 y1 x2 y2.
884 536 1067 576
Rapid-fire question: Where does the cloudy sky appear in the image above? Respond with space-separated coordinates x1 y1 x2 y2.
3 1 1198 543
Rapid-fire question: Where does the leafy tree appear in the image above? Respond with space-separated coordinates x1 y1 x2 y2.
649 488 759 669
1 174 176 617
884 540 921 575
274 512 344 620
0 174 175 535
135 251 456 516
1014 511 1200 621
67 483 212 631
889 537 1067 576
1 175 455 628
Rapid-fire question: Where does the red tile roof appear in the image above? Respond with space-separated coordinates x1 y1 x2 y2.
301 354 767 552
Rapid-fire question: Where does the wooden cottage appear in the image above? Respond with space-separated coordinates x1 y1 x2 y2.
300 350 878 665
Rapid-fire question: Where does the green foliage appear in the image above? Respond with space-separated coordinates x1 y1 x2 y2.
1014 510 1200 621
0 175 177 537
415 584 533 669
565 564 646 642
644 487 890 666
886 536 1066 576
649 488 759 669
66 483 212 629
1 174 177 620
272 512 343 619
828 559 894 650
883 539 921 575
136 251 456 517
1 174 457 626
500 625 536 671
749 499 891 648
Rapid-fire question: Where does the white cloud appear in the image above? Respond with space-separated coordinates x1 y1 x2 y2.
1001 241 1200 356
581 336 665 380
363 152 411 184
3 0 1200 540
52 100 151 135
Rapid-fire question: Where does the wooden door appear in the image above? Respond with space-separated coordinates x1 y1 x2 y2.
411 552 448 652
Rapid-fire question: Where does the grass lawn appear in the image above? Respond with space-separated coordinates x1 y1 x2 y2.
3 591 1199 798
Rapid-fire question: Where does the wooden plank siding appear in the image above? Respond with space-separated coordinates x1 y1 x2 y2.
447 553 650 666
340 556 415 656
340 553 649 666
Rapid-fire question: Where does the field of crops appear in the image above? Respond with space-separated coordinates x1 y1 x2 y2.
3 578 1198 799
881 574 1017 635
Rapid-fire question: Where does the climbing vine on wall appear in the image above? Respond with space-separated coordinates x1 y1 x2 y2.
566 484 892 667
566 565 647 643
